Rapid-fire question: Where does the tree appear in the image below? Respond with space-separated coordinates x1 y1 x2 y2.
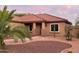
0 6 31 49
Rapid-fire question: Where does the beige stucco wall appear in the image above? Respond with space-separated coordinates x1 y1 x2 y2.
45 22 65 37
26 22 71 37
11 22 71 37
41 22 71 37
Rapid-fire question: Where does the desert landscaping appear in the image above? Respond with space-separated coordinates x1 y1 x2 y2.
3 36 79 53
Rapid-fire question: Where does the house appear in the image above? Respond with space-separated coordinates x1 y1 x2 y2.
12 14 72 37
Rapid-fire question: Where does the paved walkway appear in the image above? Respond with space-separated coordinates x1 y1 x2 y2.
4 36 79 53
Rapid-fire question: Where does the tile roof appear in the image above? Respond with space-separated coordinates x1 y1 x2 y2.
36 14 72 24
12 13 72 24
12 14 43 23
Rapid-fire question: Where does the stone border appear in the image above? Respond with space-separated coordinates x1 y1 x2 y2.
60 48 72 53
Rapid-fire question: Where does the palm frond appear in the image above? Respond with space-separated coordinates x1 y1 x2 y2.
10 25 31 42
0 6 31 47
7 10 16 21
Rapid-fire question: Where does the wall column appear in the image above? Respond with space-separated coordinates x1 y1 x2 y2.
42 22 45 29
33 22 36 29
32 22 36 35
41 22 46 36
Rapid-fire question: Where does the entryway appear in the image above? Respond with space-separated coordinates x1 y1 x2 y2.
36 23 42 35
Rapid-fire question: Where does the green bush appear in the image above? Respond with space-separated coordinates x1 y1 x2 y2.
65 26 72 41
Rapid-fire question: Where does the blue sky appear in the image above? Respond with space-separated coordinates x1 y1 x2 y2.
0 5 79 25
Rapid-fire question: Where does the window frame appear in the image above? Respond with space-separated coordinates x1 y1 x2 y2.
50 23 59 32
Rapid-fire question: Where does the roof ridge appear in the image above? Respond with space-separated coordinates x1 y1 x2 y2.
36 13 72 24
41 13 68 20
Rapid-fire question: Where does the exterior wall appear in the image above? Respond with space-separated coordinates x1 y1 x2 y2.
41 22 71 37
45 22 65 37
26 22 71 37
11 22 71 37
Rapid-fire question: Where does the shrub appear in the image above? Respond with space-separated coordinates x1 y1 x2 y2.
65 26 72 41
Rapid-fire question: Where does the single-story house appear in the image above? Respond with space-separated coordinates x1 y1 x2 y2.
12 14 72 37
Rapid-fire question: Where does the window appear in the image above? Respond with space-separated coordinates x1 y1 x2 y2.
51 24 58 32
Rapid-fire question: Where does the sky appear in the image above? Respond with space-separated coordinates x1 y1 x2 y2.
0 5 79 25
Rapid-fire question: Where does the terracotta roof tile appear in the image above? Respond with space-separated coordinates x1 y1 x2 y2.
12 13 72 24
12 14 43 23
36 14 66 22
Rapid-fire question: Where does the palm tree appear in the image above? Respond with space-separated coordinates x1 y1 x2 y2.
0 6 31 49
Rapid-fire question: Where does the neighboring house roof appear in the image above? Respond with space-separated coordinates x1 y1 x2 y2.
12 13 72 24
